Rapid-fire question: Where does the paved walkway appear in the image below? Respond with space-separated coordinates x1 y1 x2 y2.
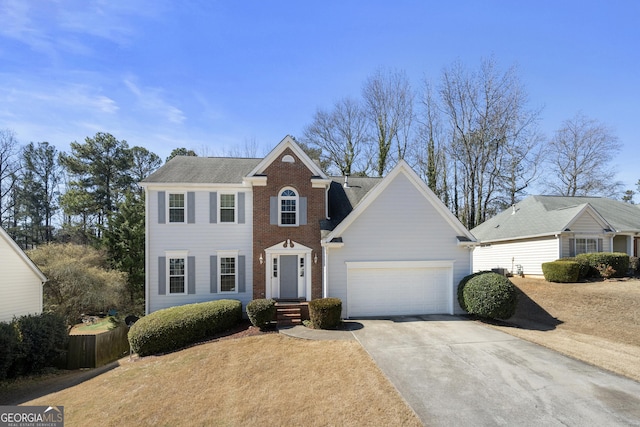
280 316 640 426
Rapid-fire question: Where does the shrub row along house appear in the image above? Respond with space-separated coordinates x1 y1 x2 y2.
472 195 640 276
141 136 476 318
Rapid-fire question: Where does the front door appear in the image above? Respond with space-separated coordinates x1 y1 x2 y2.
280 255 298 299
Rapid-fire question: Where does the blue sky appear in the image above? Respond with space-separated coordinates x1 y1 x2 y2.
1 1 638 193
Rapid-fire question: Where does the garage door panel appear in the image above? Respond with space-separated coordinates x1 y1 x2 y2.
347 267 450 317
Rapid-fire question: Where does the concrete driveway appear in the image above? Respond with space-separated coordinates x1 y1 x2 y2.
352 315 640 426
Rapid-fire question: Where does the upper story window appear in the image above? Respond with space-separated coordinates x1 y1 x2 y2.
169 193 185 223
220 193 236 223
279 188 298 226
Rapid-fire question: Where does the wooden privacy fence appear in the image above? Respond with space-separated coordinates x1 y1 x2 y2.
67 326 130 369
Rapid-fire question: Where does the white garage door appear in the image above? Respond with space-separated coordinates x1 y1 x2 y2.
346 261 453 317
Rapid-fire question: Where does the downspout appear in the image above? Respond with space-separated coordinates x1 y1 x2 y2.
322 244 329 298
144 186 150 315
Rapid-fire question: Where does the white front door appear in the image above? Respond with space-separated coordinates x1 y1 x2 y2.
265 240 312 300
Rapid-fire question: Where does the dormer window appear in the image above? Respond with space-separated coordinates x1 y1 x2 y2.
279 188 298 226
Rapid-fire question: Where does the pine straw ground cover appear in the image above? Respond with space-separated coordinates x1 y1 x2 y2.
486 276 640 382
23 333 421 426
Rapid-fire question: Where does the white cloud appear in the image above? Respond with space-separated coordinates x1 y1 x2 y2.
124 77 186 124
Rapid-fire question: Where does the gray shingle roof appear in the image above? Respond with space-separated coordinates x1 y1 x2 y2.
471 195 640 242
321 177 383 232
142 156 262 184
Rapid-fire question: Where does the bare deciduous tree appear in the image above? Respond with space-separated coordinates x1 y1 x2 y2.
544 113 622 197
0 129 21 228
303 97 370 175
362 68 414 176
438 57 542 228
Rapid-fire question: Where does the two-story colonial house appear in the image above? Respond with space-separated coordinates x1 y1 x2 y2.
142 136 475 318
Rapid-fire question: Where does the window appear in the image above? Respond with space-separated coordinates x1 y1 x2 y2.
169 193 185 223
220 257 236 292
576 238 598 255
280 188 298 226
169 257 186 294
273 257 278 278
299 257 305 277
219 193 235 223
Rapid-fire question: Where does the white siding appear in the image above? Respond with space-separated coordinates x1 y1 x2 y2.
0 237 43 323
326 173 472 316
146 188 254 313
473 237 560 276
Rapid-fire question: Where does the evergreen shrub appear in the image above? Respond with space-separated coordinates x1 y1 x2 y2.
246 299 276 330
459 272 518 319
308 298 342 329
128 299 242 356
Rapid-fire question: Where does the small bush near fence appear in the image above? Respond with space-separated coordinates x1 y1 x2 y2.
575 253 630 279
246 299 276 330
308 298 342 329
128 299 242 356
0 313 68 380
459 272 518 320
630 256 640 275
542 261 580 283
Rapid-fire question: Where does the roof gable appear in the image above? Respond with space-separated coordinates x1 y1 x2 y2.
0 227 47 283
324 160 475 242
471 195 640 242
246 135 328 179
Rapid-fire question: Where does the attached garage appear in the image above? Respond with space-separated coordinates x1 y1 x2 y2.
345 261 454 317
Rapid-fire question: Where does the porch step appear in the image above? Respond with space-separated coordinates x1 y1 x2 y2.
275 303 309 327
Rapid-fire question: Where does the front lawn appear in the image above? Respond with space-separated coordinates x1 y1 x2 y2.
23 334 421 426
488 277 640 381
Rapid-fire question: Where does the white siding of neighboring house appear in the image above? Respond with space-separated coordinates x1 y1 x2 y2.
146 187 253 313
0 234 43 323
325 172 472 316
560 209 612 257
473 236 560 276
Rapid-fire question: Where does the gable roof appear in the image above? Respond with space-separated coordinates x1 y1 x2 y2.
323 160 475 242
142 157 261 184
247 135 328 179
471 195 640 242
0 227 47 283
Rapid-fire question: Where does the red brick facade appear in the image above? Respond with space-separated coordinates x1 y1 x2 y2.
252 148 325 300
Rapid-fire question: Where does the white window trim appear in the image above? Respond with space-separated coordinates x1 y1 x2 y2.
218 192 237 224
218 250 239 294
167 192 187 224
278 187 298 227
166 250 188 295
575 237 599 255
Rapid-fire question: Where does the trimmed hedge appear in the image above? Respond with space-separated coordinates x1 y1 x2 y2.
630 256 639 275
246 298 276 330
459 272 518 320
308 298 342 329
575 252 630 278
542 261 580 283
128 299 242 356
0 313 68 380
457 271 492 312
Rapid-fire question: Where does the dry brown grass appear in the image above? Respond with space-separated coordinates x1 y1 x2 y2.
25 334 421 426
487 276 640 381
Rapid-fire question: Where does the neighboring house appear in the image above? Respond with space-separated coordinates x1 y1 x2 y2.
471 195 640 276
0 226 47 323
142 136 475 318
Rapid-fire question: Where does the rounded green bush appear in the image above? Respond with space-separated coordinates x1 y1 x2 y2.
542 261 580 283
128 299 242 356
246 298 276 330
308 298 342 329
457 271 493 312
461 272 518 320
